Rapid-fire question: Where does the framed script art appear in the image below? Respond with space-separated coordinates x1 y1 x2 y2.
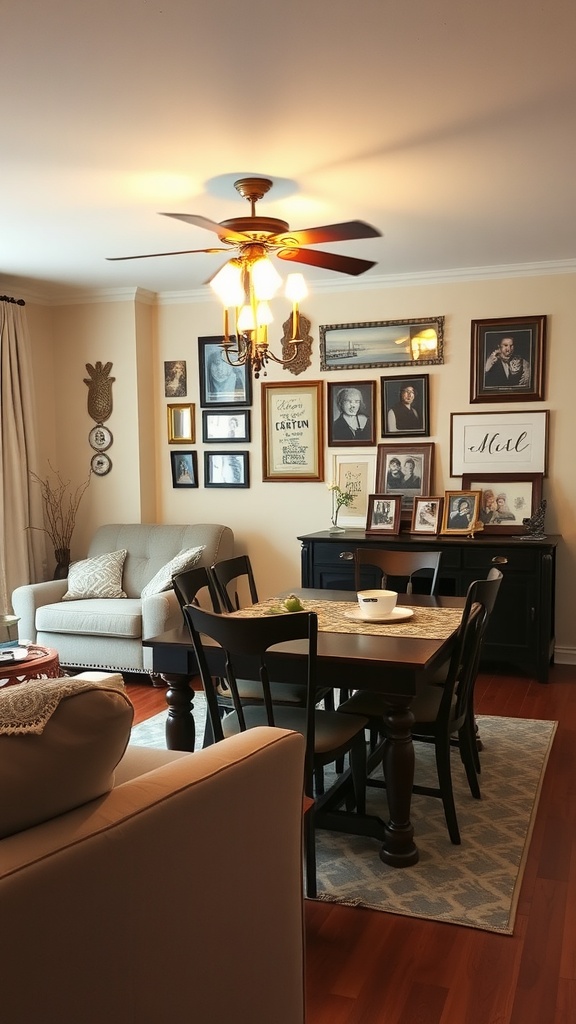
461 473 543 535
365 495 402 535
450 411 549 476
319 317 444 371
332 453 377 529
327 380 376 446
470 315 546 403
375 442 434 519
198 337 252 408
380 374 430 437
261 381 324 482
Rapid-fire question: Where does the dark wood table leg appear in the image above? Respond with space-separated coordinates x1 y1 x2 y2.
159 673 196 752
379 700 418 867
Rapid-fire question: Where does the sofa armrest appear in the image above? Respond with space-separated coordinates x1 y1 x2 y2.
11 580 69 642
141 588 182 639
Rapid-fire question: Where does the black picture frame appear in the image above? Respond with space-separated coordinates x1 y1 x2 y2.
204 450 249 488
170 450 198 488
319 317 444 371
470 315 546 403
327 380 377 447
198 337 252 408
202 409 251 443
380 374 430 437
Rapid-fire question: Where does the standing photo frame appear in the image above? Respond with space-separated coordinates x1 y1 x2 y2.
261 381 324 482
410 496 444 535
375 442 434 519
327 380 377 446
470 314 546 403
461 473 543 534
204 450 249 488
170 450 198 488
381 374 430 437
441 490 482 534
198 337 252 408
319 317 444 370
365 494 402 535
331 453 377 528
450 411 549 476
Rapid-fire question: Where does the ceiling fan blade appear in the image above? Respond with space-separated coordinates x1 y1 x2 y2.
271 220 381 247
277 247 377 276
160 212 250 244
106 247 228 262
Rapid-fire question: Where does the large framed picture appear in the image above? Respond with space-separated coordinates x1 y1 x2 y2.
410 496 444 535
331 453 377 528
170 450 198 488
461 473 543 534
450 411 549 476
327 380 376 446
204 450 249 488
198 337 252 408
167 403 195 444
470 315 546 403
202 410 251 443
375 442 434 519
380 374 430 437
319 317 444 371
261 381 324 482
365 494 402 535
441 490 482 535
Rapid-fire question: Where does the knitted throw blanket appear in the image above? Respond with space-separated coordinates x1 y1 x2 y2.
0 674 126 736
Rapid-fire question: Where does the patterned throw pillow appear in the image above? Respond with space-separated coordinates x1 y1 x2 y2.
140 546 206 599
62 549 128 601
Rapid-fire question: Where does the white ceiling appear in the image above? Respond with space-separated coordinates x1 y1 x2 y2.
3 0 576 300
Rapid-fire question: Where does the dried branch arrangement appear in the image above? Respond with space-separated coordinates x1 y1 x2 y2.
29 467 91 557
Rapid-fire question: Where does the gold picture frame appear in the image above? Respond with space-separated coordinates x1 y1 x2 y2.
167 403 195 444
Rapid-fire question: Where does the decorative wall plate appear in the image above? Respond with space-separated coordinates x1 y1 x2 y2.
90 452 112 476
88 424 113 451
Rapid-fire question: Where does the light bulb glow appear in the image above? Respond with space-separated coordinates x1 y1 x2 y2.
210 260 244 307
251 256 282 300
285 273 307 302
237 304 255 332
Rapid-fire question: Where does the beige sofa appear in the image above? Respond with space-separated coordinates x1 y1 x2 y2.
0 714 306 1024
11 522 234 673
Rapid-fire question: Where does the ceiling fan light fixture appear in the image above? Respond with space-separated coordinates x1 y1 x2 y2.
210 259 244 306
251 255 282 300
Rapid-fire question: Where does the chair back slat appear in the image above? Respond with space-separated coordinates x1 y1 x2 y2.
172 565 221 613
354 548 442 594
211 555 259 611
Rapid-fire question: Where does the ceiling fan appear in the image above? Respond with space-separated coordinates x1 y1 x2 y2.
107 176 381 277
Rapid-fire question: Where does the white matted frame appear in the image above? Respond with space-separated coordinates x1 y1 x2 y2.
332 453 377 528
450 410 549 476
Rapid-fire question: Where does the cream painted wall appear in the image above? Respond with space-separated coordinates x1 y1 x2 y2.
25 269 576 659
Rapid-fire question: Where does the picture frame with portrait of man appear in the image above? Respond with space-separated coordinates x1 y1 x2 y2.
375 442 434 520
199 337 252 408
380 374 430 437
470 315 546 403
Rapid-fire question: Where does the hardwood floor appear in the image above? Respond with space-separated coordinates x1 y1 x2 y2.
125 663 576 1024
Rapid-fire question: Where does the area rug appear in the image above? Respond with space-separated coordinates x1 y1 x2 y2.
130 699 556 934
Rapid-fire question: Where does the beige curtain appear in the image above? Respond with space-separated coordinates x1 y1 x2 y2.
0 297 47 612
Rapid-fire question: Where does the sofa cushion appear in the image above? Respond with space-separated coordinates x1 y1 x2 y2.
140 545 206 599
36 599 143 638
62 549 128 601
0 675 133 838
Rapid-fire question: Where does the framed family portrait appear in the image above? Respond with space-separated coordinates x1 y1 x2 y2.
261 381 324 482
327 380 376 446
167 403 195 444
170 450 198 488
332 453 377 528
380 374 430 437
470 314 546 403
204 450 249 488
461 473 543 534
450 410 549 476
441 490 482 535
319 317 444 371
375 442 434 518
365 494 402 535
202 410 251 443
410 496 444 535
198 337 252 408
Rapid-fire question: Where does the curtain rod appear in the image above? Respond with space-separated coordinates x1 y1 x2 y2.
0 295 25 305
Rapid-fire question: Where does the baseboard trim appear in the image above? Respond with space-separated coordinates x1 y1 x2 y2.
552 647 576 666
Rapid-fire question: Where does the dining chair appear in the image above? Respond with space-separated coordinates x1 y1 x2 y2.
354 548 442 595
183 604 369 897
337 568 503 844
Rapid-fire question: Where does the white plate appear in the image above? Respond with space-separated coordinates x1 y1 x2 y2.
0 646 30 662
344 606 414 624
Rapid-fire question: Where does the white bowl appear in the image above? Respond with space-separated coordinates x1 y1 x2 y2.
357 590 398 619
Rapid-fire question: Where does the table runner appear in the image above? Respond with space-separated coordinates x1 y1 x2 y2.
236 598 463 640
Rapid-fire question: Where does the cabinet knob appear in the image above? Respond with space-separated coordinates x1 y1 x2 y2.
491 556 508 564
339 551 354 561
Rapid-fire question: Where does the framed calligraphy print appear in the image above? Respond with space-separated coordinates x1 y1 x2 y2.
261 381 324 482
450 411 549 476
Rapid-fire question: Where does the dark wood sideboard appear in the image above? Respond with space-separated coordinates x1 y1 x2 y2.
298 530 559 683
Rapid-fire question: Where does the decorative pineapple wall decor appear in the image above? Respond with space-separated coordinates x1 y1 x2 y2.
84 361 115 476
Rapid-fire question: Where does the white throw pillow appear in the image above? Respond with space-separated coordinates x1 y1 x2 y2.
140 545 206 599
62 549 128 601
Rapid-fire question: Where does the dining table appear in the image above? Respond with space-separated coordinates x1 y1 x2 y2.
143 587 466 868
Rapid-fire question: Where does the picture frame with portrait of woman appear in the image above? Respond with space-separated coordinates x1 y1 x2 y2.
198 337 252 408
441 490 482 535
380 374 430 437
365 494 402 535
375 442 434 520
327 380 376 446
202 409 251 443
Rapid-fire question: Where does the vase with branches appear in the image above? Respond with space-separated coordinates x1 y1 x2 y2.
29 467 91 578
327 481 355 533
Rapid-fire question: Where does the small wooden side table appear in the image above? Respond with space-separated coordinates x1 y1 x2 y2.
0 646 61 687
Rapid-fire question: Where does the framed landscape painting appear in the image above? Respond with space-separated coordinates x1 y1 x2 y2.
319 317 444 370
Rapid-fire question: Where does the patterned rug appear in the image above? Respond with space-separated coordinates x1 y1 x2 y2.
130 697 556 934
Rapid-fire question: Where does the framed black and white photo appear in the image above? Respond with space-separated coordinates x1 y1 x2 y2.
381 374 430 437
470 315 546 403
375 442 434 519
410 496 444 535
327 380 376 446
319 317 444 371
461 473 543 535
365 494 402 535
164 359 187 398
170 450 198 488
441 490 481 535
199 337 252 408
450 411 549 476
202 410 251 443
204 450 249 488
